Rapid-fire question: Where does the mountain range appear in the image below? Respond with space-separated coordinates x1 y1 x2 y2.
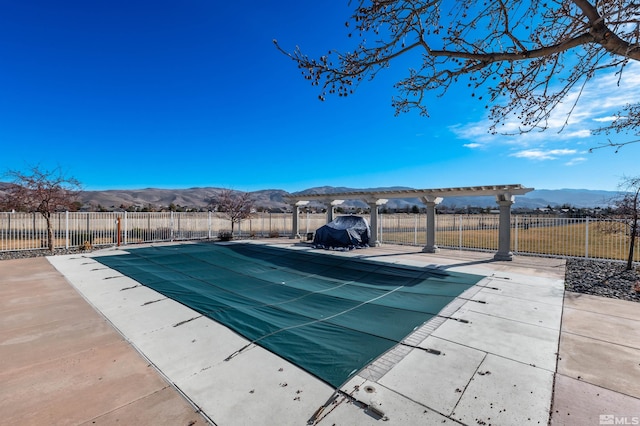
72 186 621 211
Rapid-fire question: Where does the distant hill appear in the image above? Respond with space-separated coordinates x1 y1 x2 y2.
0 184 622 211
79 187 219 209
77 187 291 211
519 189 617 208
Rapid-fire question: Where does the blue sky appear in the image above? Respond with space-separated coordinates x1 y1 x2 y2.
1 1 638 193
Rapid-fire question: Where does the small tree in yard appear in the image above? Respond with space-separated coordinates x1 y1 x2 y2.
1 166 82 251
615 176 640 270
208 189 253 237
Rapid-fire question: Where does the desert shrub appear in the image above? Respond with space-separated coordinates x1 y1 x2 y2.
218 230 233 241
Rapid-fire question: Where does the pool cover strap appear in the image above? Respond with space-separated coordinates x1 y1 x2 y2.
95 243 484 387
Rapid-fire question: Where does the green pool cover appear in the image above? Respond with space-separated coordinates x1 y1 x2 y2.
94 243 483 387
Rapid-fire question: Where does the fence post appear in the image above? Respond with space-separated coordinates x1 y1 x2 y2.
458 214 463 250
514 215 518 254
585 217 589 259
33 212 36 248
414 214 418 245
124 211 128 245
208 211 212 240
170 211 175 241
65 211 69 249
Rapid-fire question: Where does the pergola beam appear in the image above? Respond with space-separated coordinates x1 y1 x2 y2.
284 184 533 203
284 184 534 260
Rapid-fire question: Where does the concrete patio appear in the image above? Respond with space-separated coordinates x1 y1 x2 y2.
1 241 639 425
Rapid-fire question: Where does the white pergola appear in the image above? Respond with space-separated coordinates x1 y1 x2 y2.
284 184 534 261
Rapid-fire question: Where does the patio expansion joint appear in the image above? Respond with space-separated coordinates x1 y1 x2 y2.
83 385 176 424
430 334 559 374
0 337 127 378
561 329 640 351
449 352 490 419
464 308 564 332
554 371 640 401
564 305 640 322
476 287 565 308
372 380 468 424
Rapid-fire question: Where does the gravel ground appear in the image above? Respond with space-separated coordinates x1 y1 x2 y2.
2 247 639 303
564 258 640 302
0 247 92 261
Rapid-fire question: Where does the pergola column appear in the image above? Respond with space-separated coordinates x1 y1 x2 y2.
366 198 388 247
494 194 515 261
290 201 309 239
326 200 344 223
421 196 443 253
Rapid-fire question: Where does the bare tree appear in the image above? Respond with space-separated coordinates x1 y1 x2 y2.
275 0 640 148
1 166 82 251
208 189 254 237
614 175 640 270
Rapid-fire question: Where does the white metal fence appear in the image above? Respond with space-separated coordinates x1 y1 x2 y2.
379 214 639 262
0 211 299 251
1 212 638 262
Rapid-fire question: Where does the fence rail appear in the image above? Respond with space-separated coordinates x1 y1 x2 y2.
379 214 639 262
1 212 638 262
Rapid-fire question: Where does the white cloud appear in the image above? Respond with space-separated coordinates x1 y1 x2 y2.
463 143 482 148
592 116 618 123
449 123 487 140
563 129 591 138
509 148 577 160
565 157 588 166
451 61 640 149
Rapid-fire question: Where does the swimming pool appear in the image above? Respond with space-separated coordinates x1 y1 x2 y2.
95 243 484 387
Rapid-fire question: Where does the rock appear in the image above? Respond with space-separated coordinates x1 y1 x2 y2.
565 258 640 303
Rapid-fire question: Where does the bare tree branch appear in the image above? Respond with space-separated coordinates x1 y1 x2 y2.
1 165 82 251
614 175 640 269
207 189 254 236
275 0 640 147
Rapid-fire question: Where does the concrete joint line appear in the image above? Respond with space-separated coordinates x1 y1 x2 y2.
451 352 489 419
563 330 640 351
